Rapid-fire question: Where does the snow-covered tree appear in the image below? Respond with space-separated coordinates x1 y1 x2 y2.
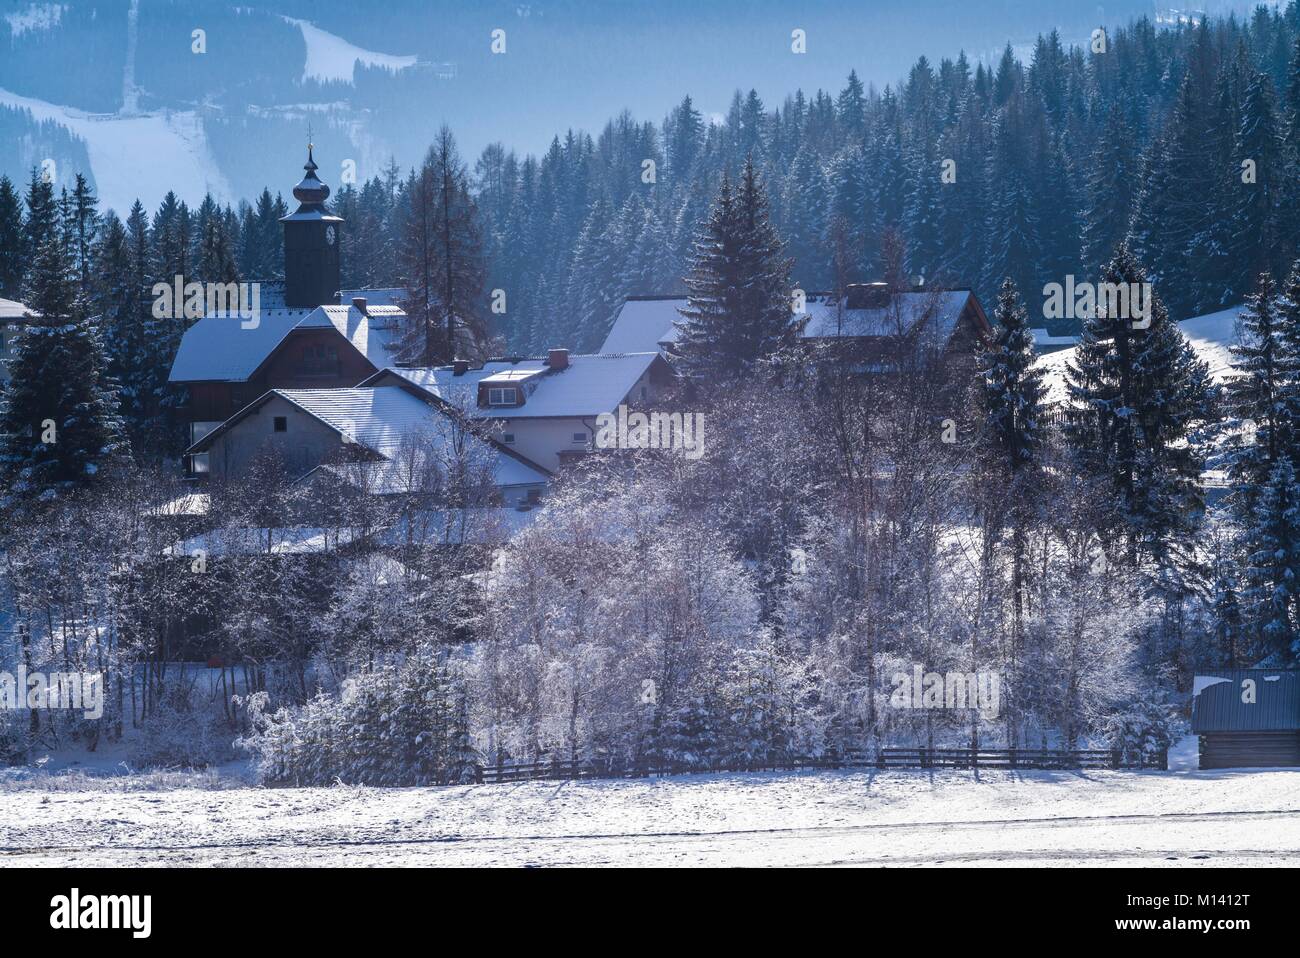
673 158 796 381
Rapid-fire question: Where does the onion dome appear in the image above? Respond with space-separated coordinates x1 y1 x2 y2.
291 144 331 211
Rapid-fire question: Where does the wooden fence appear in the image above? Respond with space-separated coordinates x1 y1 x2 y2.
477 746 1168 784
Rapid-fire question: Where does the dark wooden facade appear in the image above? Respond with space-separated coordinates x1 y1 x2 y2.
1199 731 1300 769
184 327 380 424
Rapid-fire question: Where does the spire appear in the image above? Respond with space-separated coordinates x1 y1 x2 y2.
291 143 331 211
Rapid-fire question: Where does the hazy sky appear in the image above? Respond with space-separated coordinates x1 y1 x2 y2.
390 0 1272 158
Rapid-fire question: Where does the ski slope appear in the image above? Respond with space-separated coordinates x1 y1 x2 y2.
283 17 418 84
0 87 231 215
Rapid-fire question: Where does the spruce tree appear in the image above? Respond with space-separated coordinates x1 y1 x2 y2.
673 158 795 381
982 101 1040 307
22 168 55 263
0 176 23 298
1226 271 1288 507
978 277 1044 473
1064 243 1212 564
1231 72 1285 296
0 226 126 505
1243 456 1300 659
976 276 1045 739
68 173 99 297
1080 105 1137 273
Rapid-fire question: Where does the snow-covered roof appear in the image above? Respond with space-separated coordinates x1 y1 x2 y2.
1030 328 1079 352
168 302 403 383
375 352 664 419
0 297 37 321
190 385 549 488
600 297 683 353
1035 304 1243 407
278 386 447 456
800 290 974 341
600 291 978 354
340 288 407 308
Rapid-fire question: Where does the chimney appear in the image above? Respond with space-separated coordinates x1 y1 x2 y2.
845 282 891 309
351 296 368 314
547 348 569 370
452 360 470 376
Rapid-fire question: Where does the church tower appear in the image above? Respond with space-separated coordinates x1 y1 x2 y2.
281 145 343 309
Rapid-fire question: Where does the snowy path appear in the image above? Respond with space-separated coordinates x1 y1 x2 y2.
3 766 1299 867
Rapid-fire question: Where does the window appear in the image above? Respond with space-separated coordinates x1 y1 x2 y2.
299 343 340 377
572 432 588 443
488 387 517 406
274 416 288 433
640 386 647 399
502 433 515 444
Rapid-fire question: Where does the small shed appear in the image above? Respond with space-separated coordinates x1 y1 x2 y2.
1190 669 1300 769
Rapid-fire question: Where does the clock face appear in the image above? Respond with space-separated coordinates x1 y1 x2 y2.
326 225 336 246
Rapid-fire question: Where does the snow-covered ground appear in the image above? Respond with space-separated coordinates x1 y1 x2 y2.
0 87 231 215
2 739 1297 867
283 17 418 85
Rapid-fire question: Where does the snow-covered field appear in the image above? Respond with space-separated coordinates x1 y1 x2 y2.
2 748 1297 867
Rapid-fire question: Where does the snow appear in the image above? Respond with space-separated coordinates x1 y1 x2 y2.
283 17 418 85
1193 675 1232 697
1035 304 1245 407
600 292 974 354
0 87 232 216
385 352 662 420
1 759 1297 866
1030 327 1078 351
3 3 63 37
0 297 36 321
168 310 311 383
600 298 683 354
168 304 403 383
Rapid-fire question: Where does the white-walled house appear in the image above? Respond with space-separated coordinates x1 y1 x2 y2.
184 383 550 507
361 349 674 472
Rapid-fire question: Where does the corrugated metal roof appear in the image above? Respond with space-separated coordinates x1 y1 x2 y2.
1191 669 1300 732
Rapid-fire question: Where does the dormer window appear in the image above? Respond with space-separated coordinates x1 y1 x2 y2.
488 387 518 406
